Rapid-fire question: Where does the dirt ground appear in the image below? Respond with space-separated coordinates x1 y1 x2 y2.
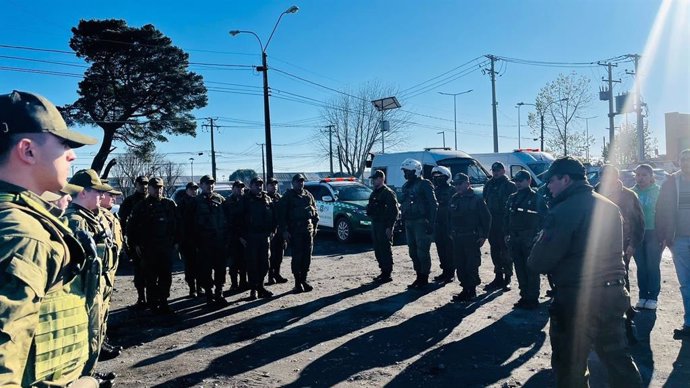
100 233 690 388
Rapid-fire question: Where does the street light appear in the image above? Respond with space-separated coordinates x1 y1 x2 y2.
371 96 401 153
438 89 473 150
189 157 194 182
229 5 299 178
577 115 598 162
517 98 568 152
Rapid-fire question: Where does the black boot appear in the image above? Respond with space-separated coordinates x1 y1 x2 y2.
230 272 239 290
274 269 288 284
407 274 421 289
205 288 214 306
266 271 276 285
214 288 229 307
415 274 429 289
257 286 273 299
188 284 197 298
502 275 512 292
301 273 313 292
293 274 304 293
484 273 503 290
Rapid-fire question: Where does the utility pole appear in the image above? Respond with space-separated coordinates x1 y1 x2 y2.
325 124 335 175
485 55 499 153
599 62 620 149
627 54 645 161
337 145 343 173
258 143 266 181
202 118 218 181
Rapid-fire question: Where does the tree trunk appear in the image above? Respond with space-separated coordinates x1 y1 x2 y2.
91 127 116 174
101 158 117 179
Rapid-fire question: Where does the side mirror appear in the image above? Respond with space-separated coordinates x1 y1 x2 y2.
322 195 333 202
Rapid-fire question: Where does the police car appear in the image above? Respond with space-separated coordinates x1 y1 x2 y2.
304 178 373 243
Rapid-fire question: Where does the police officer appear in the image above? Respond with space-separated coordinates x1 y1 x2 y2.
127 177 178 313
366 169 400 283
239 176 276 299
279 173 319 293
266 177 288 285
176 181 202 297
483 161 517 291
504 170 540 309
187 174 230 306
65 169 119 371
0 90 99 387
399 158 438 289
119 175 149 308
528 157 642 387
431 166 455 283
224 180 248 291
448 173 491 302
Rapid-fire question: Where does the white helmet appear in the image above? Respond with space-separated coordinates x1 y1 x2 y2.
431 165 452 181
401 158 423 177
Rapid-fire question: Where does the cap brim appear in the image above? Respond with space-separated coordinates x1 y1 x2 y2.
60 183 83 196
92 183 114 192
40 191 63 202
49 128 98 148
108 189 123 195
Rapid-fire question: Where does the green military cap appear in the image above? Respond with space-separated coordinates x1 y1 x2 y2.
232 180 245 188
292 173 306 182
100 179 123 195
491 162 505 171
542 157 586 181
40 191 62 202
0 90 97 147
69 169 113 191
267 177 278 184
513 170 531 181
60 183 83 196
200 174 215 184
453 172 469 184
369 170 385 179
148 177 164 187
186 181 199 189
250 176 264 185
135 175 149 184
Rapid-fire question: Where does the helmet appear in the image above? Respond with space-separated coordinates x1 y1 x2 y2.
400 158 423 177
431 166 452 181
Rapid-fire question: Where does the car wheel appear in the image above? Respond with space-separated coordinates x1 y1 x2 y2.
335 217 353 243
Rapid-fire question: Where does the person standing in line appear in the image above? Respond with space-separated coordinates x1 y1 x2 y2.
504 170 541 309
224 180 248 291
118 175 149 308
366 169 400 283
266 177 288 285
528 157 642 388
176 181 202 297
656 149 690 340
448 173 491 302
431 166 455 284
399 158 438 289
279 174 319 293
631 164 663 311
483 162 517 292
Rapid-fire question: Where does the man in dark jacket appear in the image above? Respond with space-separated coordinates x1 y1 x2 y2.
366 170 400 283
176 181 201 297
266 177 288 285
238 177 276 299
224 180 248 291
279 174 319 293
528 157 642 388
656 148 690 339
504 170 540 309
448 173 491 302
118 175 148 307
431 166 455 283
400 158 438 289
127 177 178 313
483 162 517 291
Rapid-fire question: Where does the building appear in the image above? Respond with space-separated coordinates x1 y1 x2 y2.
665 112 690 162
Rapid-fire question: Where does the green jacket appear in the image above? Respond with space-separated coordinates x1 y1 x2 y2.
483 175 517 216
0 181 89 387
366 184 400 230
400 177 438 224
279 188 319 234
127 196 178 247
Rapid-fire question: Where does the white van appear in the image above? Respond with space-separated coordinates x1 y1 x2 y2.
472 149 555 186
367 148 490 194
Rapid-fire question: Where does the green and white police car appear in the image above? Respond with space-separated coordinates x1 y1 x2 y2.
304 178 373 243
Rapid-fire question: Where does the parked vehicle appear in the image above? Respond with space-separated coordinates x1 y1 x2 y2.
304 178 373 243
472 149 555 186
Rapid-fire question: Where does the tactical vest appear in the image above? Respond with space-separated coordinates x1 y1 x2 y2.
400 178 430 221
434 183 454 226
0 193 89 386
245 193 274 234
507 189 540 232
139 198 177 244
284 189 316 230
449 192 483 235
194 193 227 236
366 186 394 221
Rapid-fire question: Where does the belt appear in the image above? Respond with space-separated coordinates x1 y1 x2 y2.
603 278 625 287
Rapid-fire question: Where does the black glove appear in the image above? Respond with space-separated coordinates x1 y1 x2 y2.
76 230 98 259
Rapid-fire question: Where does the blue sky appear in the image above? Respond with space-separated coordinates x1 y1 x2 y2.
1 0 688 178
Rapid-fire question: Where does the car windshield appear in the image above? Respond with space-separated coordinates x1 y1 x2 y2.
332 184 372 201
528 162 550 176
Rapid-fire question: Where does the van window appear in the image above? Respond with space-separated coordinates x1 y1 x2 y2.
527 163 550 177
437 158 489 185
511 165 526 178
467 163 489 185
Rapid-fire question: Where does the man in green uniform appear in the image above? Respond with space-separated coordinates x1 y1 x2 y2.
399 158 438 289
65 169 119 370
448 173 491 302
127 177 178 313
266 177 288 285
528 157 642 388
176 181 202 297
504 170 540 309
0 90 99 387
238 177 276 299
431 166 455 283
224 180 248 291
187 174 230 306
483 162 517 291
366 170 400 283
279 174 319 293
118 175 149 308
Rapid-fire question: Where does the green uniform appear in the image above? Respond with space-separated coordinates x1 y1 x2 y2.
483 175 517 277
400 176 438 278
528 181 642 388
366 184 399 276
64 204 116 375
237 191 276 291
433 182 455 278
279 188 319 281
223 193 247 289
127 196 178 307
0 181 89 387
267 191 287 282
504 188 541 303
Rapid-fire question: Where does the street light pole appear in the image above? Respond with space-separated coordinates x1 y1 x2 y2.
189 157 194 182
518 98 568 152
229 5 299 179
577 115 598 162
439 89 472 150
